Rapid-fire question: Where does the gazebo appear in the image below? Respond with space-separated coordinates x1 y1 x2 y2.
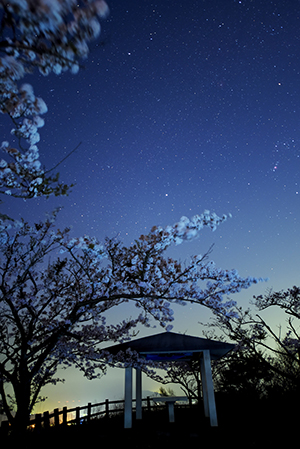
103 331 235 428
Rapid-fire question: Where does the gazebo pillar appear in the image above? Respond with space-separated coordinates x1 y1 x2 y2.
136 367 143 420
124 366 133 428
200 350 218 427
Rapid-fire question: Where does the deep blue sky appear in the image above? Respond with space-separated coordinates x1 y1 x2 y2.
3 0 300 410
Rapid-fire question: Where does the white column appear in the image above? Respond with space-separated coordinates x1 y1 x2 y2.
200 357 209 418
124 366 133 428
167 401 175 422
136 368 142 420
200 350 218 427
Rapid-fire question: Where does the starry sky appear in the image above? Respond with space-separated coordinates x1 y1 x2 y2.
3 0 300 411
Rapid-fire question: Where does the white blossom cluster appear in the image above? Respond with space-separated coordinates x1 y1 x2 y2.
142 210 231 253
0 82 47 196
0 0 108 198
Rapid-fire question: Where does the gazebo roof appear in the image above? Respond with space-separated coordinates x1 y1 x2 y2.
104 331 235 361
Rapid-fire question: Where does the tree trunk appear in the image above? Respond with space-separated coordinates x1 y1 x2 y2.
11 382 31 437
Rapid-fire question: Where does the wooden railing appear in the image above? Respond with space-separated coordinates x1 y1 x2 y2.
1 396 166 433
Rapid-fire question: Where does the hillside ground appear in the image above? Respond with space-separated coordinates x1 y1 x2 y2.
2 394 296 449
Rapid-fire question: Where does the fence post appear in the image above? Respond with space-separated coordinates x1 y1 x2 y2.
62 407 67 426
1 420 10 436
147 396 151 412
87 402 91 422
54 408 60 427
35 413 42 432
43 411 50 429
105 399 109 419
76 407 80 426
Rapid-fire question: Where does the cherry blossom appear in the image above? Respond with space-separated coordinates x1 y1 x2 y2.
0 0 109 199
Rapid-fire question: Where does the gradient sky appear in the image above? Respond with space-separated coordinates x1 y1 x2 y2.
3 0 300 412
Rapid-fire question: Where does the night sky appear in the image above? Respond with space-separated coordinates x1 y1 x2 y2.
3 0 300 411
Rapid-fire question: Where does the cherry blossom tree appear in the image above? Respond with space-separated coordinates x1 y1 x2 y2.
154 359 203 403
203 286 300 396
0 0 109 200
0 209 265 433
